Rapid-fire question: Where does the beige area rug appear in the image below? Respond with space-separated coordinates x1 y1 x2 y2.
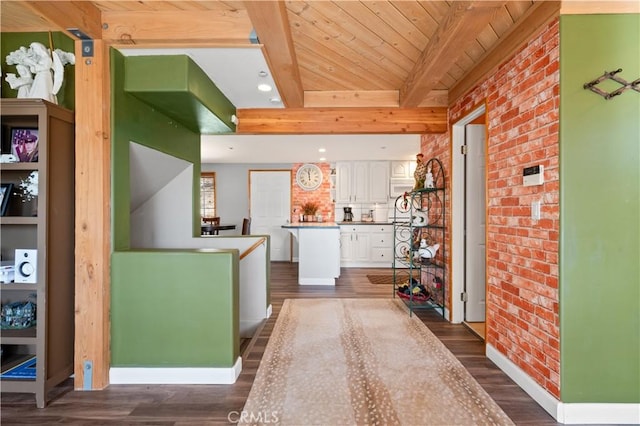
241 299 514 425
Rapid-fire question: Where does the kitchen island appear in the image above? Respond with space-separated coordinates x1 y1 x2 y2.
282 222 341 285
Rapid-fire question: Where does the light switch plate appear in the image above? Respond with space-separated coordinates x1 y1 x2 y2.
531 201 541 220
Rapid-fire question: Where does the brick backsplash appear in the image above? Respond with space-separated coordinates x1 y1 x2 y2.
421 19 560 398
291 163 334 221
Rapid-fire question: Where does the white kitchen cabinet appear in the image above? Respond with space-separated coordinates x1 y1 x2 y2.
340 224 392 267
340 225 370 263
391 160 415 179
369 162 390 202
335 162 353 203
336 161 389 204
370 225 394 266
352 162 369 202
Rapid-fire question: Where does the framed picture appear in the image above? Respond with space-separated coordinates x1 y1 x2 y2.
10 128 39 162
1 183 13 216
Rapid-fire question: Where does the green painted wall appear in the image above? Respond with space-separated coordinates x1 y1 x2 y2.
111 250 239 366
1 32 75 110
111 49 201 250
559 14 640 403
124 55 236 134
110 49 241 368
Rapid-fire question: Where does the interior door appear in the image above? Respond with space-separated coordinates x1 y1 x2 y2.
465 124 486 322
249 170 291 261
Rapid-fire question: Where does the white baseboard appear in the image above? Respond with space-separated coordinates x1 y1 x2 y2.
240 305 273 337
557 402 640 424
299 277 335 285
486 344 640 424
486 344 559 418
110 356 242 385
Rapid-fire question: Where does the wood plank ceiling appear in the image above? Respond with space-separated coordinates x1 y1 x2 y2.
1 1 551 110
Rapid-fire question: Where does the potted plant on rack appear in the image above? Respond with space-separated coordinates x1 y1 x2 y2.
301 201 319 222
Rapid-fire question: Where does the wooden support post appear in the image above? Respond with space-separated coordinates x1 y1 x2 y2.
74 40 111 390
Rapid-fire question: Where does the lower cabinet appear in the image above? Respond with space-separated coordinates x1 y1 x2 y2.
340 226 370 263
370 227 394 264
340 224 393 267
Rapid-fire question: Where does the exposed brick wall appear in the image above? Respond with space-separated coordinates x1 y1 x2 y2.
421 133 451 311
291 163 334 221
421 19 560 397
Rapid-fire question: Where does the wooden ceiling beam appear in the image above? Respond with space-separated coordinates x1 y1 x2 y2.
400 1 506 107
560 1 640 14
303 89 448 108
304 90 400 108
101 10 253 45
22 1 102 40
449 1 560 103
235 107 447 134
244 1 304 108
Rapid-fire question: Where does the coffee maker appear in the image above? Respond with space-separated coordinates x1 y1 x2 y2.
343 207 354 222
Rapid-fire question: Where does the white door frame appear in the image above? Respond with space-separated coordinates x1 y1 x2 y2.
451 103 486 324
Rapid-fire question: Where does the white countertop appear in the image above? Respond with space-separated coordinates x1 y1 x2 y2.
282 222 340 229
337 221 393 225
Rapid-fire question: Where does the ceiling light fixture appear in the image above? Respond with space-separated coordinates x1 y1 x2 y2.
258 70 268 77
258 83 272 92
318 148 326 153
269 97 281 104
319 157 326 162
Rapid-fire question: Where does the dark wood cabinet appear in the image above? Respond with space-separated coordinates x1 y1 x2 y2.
0 99 75 408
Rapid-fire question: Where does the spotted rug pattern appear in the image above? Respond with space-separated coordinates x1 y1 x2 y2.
241 298 514 425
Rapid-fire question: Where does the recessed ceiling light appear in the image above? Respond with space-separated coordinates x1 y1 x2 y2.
319 157 326 161
258 83 272 92
269 97 281 104
258 70 268 77
318 148 326 153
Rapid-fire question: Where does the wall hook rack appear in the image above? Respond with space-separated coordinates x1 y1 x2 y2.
584 69 640 100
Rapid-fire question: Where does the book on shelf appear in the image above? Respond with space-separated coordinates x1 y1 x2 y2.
1 356 36 379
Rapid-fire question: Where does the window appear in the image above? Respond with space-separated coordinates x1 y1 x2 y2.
200 172 216 218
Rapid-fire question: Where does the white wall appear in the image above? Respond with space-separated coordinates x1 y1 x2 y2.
201 163 292 233
130 167 194 248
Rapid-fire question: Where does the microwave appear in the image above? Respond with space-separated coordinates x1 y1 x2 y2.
389 178 414 198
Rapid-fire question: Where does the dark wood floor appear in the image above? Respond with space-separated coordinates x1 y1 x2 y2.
1 262 560 425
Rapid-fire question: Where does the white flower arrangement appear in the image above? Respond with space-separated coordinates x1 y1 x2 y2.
18 171 38 201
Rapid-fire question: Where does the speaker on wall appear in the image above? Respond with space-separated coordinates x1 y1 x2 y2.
14 249 37 283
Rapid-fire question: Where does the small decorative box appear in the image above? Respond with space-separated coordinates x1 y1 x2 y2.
0 265 15 284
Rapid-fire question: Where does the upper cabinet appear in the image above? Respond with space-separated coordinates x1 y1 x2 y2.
369 162 390 202
336 161 389 204
390 160 416 179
